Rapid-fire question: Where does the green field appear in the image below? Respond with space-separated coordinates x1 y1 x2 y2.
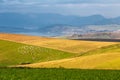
0 68 120 80
0 40 76 67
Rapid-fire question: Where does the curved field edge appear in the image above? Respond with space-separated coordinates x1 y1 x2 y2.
81 43 120 56
0 68 120 80
18 44 120 69
0 40 76 67
0 33 118 53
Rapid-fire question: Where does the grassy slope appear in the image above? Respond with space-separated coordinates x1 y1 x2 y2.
0 68 120 80
0 40 76 67
0 33 117 53
1 33 120 69
21 44 120 69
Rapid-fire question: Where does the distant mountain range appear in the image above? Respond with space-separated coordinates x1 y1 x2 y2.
67 31 120 40
0 12 120 37
0 12 120 27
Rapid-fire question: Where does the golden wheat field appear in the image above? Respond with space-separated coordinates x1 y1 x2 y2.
0 33 52 42
18 52 120 69
1 33 120 69
17 43 120 69
0 33 118 53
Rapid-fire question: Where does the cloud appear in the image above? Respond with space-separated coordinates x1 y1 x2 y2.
1 0 120 4
0 0 120 17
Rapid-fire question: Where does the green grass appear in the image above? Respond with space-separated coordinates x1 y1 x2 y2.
0 68 120 80
0 40 76 67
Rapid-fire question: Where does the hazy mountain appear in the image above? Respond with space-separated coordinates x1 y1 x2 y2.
67 31 120 39
0 12 120 28
1 12 120 36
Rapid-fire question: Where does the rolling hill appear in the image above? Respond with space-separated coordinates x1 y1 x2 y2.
0 40 76 67
19 44 120 69
0 33 117 53
1 33 120 69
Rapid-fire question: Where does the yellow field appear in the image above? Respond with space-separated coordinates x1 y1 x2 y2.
1 33 120 69
17 44 120 69
0 33 51 42
0 33 117 53
18 52 120 69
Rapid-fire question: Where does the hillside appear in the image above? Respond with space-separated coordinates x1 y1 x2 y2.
0 33 117 53
1 33 120 69
39 24 120 37
19 44 120 69
68 32 120 39
0 33 52 42
0 40 75 67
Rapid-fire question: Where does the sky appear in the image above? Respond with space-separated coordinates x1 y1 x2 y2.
0 0 120 18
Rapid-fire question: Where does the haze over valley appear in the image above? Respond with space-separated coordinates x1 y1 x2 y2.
1 13 120 38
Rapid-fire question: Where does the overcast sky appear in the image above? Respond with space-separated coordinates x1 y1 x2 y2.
0 0 120 18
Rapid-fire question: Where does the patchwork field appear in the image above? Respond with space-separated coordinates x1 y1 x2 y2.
0 33 120 69
19 44 120 69
1 33 120 80
0 40 75 67
0 33 117 53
